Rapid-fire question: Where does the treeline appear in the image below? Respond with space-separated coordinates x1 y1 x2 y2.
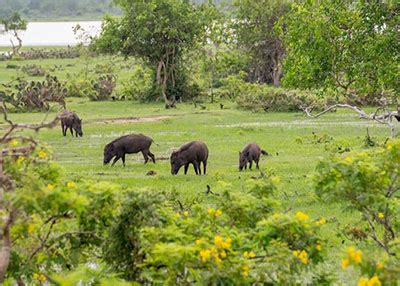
0 0 230 21
0 0 121 20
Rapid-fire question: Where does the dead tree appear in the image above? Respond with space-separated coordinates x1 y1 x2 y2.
303 104 399 138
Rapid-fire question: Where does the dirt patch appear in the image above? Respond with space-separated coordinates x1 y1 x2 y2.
92 115 173 124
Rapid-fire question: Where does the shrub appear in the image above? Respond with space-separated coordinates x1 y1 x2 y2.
0 75 67 111
117 65 153 101
66 72 117 101
66 72 96 98
313 140 400 255
90 74 116 101
21 64 46 76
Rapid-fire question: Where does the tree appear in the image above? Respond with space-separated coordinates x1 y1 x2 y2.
95 0 215 106
280 0 399 103
232 0 291 86
0 12 27 56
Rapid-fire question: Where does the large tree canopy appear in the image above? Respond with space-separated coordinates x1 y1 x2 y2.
232 0 291 86
280 0 399 103
95 0 215 105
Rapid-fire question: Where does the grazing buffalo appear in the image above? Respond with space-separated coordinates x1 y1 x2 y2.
170 141 208 175
103 134 155 167
60 110 83 137
239 143 269 171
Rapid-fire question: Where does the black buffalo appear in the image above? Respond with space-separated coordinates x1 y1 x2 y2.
170 141 208 175
239 143 268 171
103 134 155 167
60 110 83 137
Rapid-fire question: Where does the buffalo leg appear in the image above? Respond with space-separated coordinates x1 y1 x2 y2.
142 151 149 164
255 158 260 169
148 151 156 163
203 161 207 175
249 161 253 170
122 154 126 167
111 156 120 166
61 123 66 136
193 162 200 175
184 164 189 174
69 127 74 136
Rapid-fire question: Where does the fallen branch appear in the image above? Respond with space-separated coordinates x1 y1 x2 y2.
303 104 398 137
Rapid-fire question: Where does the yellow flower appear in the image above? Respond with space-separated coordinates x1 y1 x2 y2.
39 274 46 282
358 277 369 286
10 139 18 147
215 209 222 217
387 143 392 150
376 261 384 270
67 182 76 189
207 208 215 215
47 184 55 190
200 249 211 262
195 239 203 246
368 275 381 286
345 156 353 163
183 211 189 217
16 156 25 164
316 244 322 251
316 218 327 225
214 235 232 249
377 212 384 219
214 235 223 246
38 150 47 159
174 212 181 219
341 258 350 269
347 247 362 264
28 224 35 235
32 273 39 280
293 250 308 264
213 253 222 264
220 251 227 258
295 211 309 221
241 265 249 278
244 251 256 258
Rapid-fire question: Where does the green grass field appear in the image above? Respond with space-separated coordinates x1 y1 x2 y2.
5 99 392 242
1 53 396 280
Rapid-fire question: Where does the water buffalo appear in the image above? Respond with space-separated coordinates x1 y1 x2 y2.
103 134 155 167
60 110 83 137
170 141 208 175
239 143 269 171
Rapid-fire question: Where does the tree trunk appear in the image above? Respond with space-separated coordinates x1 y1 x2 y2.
156 60 170 106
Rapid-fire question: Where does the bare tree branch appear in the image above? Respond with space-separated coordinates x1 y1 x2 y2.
303 104 398 137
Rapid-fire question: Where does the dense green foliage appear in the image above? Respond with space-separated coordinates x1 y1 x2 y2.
280 0 399 102
0 0 399 283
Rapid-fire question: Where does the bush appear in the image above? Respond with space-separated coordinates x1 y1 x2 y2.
210 75 335 112
0 75 67 111
90 74 116 101
66 72 116 101
313 140 400 255
21 64 46 76
117 65 153 101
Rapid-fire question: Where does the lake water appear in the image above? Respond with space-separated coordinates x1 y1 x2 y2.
0 21 102 47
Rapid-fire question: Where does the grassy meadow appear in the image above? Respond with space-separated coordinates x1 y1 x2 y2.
1 52 396 280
